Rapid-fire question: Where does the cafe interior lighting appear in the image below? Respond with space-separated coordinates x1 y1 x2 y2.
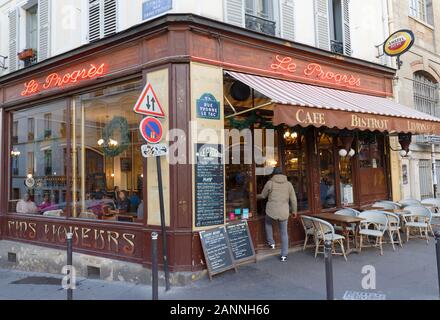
11 150 21 157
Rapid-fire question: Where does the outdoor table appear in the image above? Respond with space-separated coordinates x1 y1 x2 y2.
314 213 365 255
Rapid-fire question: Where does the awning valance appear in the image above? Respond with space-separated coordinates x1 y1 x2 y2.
227 71 440 135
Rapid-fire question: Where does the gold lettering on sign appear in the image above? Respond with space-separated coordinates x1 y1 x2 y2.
122 233 136 255
94 229 106 250
407 121 436 134
295 109 326 125
81 228 92 248
108 232 120 253
351 115 389 130
29 223 37 239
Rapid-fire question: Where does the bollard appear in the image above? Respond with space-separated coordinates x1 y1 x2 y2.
66 233 73 301
151 232 159 301
436 231 440 299
324 240 334 300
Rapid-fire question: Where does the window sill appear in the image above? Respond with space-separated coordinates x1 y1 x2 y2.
408 15 434 30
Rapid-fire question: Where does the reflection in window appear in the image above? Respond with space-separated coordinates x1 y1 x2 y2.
339 156 354 205
72 81 143 223
284 128 309 211
10 101 69 217
359 133 383 169
319 133 336 209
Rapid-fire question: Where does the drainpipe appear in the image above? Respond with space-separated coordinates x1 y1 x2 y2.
433 143 437 198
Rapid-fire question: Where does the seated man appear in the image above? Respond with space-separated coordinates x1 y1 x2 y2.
16 193 39 214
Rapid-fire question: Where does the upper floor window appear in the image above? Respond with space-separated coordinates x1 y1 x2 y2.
413 71 439 117
409 0 434 26
88 0 118 42
315 0 351 56
26 5 38 52
245 0 276 36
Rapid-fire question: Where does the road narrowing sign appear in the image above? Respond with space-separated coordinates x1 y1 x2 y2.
133 82 165 117
139 117 163 144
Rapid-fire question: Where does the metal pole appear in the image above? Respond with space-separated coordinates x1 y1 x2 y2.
66 232 73 301
156 156 170 291
324 240 334 300
432 144 437 198
151 232 159 300
436 231 440 299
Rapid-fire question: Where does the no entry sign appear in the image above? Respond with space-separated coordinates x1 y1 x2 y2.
139 117 163 144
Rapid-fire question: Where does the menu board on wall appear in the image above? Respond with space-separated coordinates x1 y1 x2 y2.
226 221 256 264
199 227 236 280
195 144 225 227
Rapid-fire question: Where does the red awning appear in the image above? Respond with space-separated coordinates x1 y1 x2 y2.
227 71 440 135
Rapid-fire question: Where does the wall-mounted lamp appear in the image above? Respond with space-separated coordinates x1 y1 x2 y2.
398 133 412 158
338 132 355 158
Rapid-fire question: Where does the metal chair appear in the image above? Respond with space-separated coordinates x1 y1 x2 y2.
358 211 389 255
399 199 421 208
421 198 440 231
334 208 360 245
372 201 400 210
300 215 317 251
312 218 347 261
375 210 402 250
402 205 432 244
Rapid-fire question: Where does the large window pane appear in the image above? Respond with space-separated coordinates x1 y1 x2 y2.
72 81 143 223
319 133 336 209
10 101 69 217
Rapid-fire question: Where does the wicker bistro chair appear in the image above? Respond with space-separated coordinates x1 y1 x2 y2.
375 211 403 250
402 205 433 244
312 218 347 261
300 215 318 251
421 198 440 230
334 208 361 245
358 211 389 256
399 199 421 208
372 201 400 210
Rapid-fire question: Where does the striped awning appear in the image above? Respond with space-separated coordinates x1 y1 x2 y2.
227 71 440 135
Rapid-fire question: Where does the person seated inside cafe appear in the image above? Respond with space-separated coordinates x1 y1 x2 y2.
37 193 53 213
115 191 130 213
16 193 39 214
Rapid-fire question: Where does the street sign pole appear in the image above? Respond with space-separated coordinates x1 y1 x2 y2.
156 156 170 291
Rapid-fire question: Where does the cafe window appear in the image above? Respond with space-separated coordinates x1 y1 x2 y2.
359 133 384 169
9 100 70 216
72 80 143 223
339 155 354 205
28 118 35 141
319 132 336 209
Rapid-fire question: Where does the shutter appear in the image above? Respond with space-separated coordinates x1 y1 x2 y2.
342 0 352 56
280 0 295 41
225 0 244 27
8 8 19 72
314 0 330 51
38 0 50 62
88 0 101 42
103 0 117 37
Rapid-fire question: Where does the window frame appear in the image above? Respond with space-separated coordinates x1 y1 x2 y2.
409 0 434 26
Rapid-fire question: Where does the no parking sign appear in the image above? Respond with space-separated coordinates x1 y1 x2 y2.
139 116 163 144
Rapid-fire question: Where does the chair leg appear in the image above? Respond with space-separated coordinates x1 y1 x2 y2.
429 224 435 237
340 240 347 261
303 234 308 251
388 230 395 251
406 227 409 242
397 230 403 248
359 234 363 252
315 240 320 258
426 227 429 245
379 236 384 256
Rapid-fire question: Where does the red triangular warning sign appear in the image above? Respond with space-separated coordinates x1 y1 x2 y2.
133 82 165 117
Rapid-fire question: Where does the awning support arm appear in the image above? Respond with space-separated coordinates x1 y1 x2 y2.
225 101 274 119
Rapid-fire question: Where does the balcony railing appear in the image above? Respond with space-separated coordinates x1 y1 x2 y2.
331 40 344 55
245 13 276 37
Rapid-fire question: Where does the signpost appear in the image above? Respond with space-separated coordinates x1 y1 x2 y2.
134 82 170 291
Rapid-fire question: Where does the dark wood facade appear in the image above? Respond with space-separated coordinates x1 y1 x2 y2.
0 14 397 272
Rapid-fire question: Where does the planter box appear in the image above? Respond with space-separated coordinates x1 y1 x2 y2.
18 49 35 61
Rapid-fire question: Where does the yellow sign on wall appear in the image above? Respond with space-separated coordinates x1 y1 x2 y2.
383 30 415 57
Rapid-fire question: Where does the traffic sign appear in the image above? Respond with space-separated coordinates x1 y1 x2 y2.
133 82 165 117
139 117 163 144
141 144 169 158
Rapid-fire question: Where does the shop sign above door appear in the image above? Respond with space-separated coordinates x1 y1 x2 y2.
270 55 361 88
196 93 220 120
133 82 165 117
21 63 106 97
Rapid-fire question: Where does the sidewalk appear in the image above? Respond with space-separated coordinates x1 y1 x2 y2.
0 238 438 300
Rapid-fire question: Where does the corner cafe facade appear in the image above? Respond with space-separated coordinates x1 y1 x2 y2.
0 15 439 274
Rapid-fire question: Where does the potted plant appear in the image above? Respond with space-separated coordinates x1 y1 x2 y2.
17 48 35 61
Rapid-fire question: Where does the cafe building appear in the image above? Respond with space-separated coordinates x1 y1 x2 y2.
0 14 439 281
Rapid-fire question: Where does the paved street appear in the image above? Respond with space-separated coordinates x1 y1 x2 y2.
0 237 438 300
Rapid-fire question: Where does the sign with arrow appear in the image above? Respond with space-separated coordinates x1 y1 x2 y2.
133 82 165 118
141 143 169 158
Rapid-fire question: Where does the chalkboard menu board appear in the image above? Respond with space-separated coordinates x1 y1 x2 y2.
226 221 256 264
195 144 225 227
199 227 236 280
